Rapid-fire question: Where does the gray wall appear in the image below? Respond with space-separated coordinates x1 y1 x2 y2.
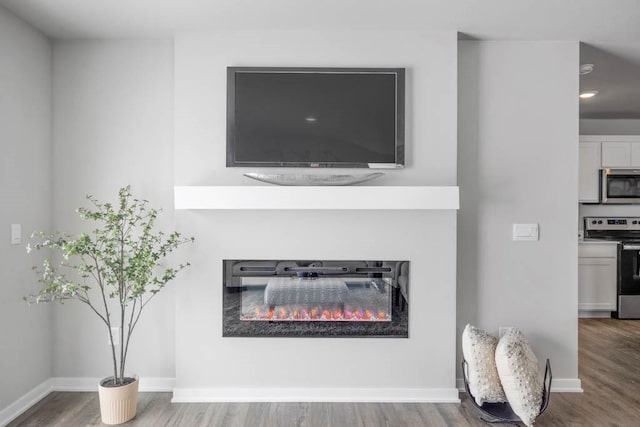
51 40 176 379
173 30 460 396
580 119 640 135
0 6 52 411
457 41 580 384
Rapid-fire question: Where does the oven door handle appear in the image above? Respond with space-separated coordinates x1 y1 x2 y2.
623 244 640 250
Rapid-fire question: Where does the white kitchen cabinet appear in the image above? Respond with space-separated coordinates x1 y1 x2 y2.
578 242 617 317
631 143 640 167
601 142 632 167
579 142 601 202
598 139 640 168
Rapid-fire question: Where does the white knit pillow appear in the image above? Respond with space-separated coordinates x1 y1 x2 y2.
461 324 507 405
495 328 544 427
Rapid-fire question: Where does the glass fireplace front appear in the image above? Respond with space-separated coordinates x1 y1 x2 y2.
223 260 409 338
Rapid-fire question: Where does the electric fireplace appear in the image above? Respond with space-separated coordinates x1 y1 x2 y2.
223 259 409 337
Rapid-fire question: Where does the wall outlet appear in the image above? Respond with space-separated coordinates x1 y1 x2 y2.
108 327 120 346
499 327 513 338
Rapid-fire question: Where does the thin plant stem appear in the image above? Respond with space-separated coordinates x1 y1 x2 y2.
25 186 193 387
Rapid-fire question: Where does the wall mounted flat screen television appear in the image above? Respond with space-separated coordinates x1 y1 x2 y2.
227 67 405 168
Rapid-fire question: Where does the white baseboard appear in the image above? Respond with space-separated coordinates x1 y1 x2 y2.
138 377 176 392
0 379 52 427
579 310 612 318
50 377 101 391
456 378 583 393
172 387 460 403
578 303 613 311
550 379 583 392
50 376 175 392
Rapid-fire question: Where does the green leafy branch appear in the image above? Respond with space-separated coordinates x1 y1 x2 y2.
26 186 194 386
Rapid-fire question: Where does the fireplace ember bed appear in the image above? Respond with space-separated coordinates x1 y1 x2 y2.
223 260 409 337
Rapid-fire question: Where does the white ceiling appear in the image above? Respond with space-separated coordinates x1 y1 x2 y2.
3 0 640 119
3 0 640 40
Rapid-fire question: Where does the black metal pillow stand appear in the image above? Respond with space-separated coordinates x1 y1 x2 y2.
461 359 552 426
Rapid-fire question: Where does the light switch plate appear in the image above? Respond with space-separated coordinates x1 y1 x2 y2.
10 224 21 245
513 223 539 241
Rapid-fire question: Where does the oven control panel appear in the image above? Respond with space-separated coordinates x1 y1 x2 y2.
585 217 640 231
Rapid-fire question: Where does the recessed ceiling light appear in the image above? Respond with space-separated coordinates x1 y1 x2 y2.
580 90 599 99
580 64 595 75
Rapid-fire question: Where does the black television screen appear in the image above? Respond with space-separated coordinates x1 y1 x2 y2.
227 67 405 168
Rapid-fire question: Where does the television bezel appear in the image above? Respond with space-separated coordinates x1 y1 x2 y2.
226 66 405 169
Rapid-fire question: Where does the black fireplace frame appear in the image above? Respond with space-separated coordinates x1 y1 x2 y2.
222 259 409 338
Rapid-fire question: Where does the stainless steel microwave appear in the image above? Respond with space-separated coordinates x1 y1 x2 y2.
602 168 640 204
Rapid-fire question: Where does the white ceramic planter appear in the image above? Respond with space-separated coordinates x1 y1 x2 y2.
98 375 139 425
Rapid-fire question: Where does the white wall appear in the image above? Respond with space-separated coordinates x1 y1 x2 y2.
0 5 52 411
173 30 460 399
51 40 176 380
457 41 580 386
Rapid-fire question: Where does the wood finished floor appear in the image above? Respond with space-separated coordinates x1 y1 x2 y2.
8 318 640 426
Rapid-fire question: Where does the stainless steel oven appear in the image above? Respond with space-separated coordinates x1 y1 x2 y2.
602 169 640 204
618 243 640 318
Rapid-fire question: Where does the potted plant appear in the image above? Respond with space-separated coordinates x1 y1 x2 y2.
26 186 193 425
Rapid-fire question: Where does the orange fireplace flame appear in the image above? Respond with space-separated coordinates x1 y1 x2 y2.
244 305 391 322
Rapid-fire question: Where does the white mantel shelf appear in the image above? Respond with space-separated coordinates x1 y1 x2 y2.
174 186 460 210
